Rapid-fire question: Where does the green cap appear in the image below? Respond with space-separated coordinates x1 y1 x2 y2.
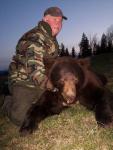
44 7 67 20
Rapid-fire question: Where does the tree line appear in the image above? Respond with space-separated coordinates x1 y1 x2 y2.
59 25 113 58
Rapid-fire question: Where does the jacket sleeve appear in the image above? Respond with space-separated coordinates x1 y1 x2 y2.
25 40 46 86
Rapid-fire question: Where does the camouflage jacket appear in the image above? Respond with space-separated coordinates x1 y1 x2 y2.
8 21 59 89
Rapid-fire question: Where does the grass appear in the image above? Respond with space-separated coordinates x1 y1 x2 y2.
0 53 113 150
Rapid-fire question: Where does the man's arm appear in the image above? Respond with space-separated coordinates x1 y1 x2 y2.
26 42 46 86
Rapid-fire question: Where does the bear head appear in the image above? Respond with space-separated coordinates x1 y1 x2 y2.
44 57 87 105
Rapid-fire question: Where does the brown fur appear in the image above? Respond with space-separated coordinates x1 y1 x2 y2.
19 57 113 136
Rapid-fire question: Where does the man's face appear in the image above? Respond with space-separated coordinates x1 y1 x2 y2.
43 15 63 36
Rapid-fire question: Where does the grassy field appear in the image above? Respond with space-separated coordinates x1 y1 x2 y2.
0 53 113 150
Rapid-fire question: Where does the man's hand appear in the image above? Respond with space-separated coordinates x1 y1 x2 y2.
46 78 54 90
40 76 54 90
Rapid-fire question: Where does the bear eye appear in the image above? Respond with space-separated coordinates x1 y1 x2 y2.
59 79 64 84
74 77 78 84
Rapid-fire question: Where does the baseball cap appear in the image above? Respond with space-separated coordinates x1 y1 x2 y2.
44 7 67 20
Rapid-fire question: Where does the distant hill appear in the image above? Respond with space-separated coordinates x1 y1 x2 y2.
0 70 8 95
0 70 8 83
0 70 8 76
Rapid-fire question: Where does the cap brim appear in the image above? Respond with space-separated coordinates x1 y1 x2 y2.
63 16 67 20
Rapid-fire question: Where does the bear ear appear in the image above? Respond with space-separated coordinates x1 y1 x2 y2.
77 58 91 69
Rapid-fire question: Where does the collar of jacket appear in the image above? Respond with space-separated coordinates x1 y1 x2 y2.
37 21 53 38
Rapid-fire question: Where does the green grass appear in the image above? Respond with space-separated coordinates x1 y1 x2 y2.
0 53 113 150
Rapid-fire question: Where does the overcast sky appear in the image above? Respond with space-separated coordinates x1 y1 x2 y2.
0 0 113 70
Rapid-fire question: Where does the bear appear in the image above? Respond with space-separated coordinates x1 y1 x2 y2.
19 56 113 136
19 57 78 135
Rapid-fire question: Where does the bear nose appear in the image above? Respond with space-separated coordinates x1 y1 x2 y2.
64 95 76 104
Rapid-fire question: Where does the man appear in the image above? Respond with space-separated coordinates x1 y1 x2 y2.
3 7 67 126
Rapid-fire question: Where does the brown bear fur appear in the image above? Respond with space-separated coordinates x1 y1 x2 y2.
19 57 113 136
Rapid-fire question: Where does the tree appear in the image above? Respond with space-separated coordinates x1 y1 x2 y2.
71 47 77 58
65 48 69 56
95 43 101 55
89 34 98 55
106 25 113 52
79 33 92 57
106 24 113 44
107 39 112 52
59 43 66 56
100 33 107 53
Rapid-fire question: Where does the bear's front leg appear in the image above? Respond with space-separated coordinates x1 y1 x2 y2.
19 103 49 136
95 92 113 128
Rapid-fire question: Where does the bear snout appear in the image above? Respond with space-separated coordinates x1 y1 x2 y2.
65 95 76 104
62 82 77 104
59 72 78 104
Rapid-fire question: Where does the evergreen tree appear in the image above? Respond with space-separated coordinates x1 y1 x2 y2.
79 33 92 57
100 33 107 53
60 43 66 56
95 44 101 55
65 48 69 56
106 24 113 45
106 25 113 53
107 39 112 52
71 47 77 58
89 34 98 55
92 43 99 55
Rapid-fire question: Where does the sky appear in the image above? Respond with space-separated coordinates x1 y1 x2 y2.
0 0 113 70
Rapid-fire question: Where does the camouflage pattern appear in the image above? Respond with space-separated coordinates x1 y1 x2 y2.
8 21 59 90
